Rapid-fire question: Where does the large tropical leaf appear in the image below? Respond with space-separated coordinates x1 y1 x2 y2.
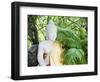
64 48 87 65
57 28 82 49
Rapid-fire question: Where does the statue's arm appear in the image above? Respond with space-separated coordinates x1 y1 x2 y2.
37 45 47 66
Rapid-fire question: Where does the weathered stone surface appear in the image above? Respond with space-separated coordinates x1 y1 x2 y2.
28 44 38 66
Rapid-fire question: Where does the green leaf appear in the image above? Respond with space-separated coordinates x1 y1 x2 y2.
64 48 86 65
57 28 82 48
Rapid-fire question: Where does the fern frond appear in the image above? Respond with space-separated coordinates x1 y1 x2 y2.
57 28 82 49
64 48 86 65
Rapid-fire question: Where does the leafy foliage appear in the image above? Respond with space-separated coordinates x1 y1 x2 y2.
64 48 86 64
56 27 87 64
